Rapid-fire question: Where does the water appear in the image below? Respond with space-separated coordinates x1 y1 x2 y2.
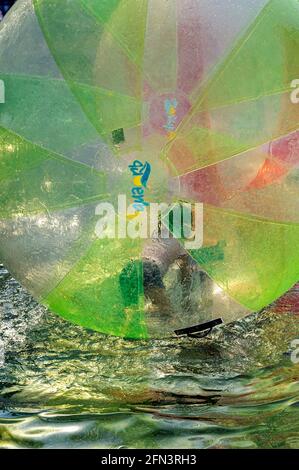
1 264 299 449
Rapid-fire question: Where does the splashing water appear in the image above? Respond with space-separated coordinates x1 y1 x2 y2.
1 264 299 449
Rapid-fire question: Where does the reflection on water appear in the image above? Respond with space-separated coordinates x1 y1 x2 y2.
1 264 299 448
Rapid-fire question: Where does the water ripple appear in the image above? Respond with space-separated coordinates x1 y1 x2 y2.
1 265 299 448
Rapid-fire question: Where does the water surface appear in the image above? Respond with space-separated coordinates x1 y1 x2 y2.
1 264 299 449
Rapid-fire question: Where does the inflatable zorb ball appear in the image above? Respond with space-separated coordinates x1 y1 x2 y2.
1 0 299 339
